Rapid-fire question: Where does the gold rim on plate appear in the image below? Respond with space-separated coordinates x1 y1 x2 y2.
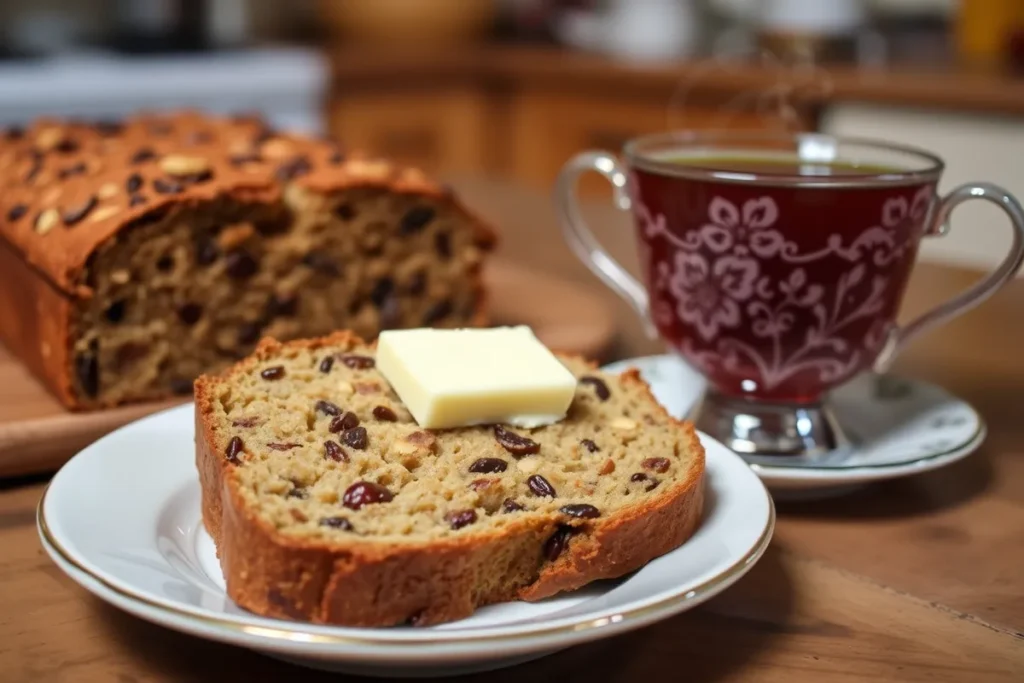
37 482 775 648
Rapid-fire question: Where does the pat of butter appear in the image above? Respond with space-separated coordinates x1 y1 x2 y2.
376 326 577 429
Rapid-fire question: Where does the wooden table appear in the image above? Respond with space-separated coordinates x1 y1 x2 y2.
2 178 1023 682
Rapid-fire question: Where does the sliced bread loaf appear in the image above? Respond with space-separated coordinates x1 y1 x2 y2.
0 112 494 409
195 331 705 627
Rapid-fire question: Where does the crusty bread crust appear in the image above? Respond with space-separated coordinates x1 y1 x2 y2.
0 237 77 406
195 332 704 627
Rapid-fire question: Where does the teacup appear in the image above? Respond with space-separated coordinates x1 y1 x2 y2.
557 131 1024 457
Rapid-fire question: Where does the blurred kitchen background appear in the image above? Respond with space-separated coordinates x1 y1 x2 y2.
0 0 1022 272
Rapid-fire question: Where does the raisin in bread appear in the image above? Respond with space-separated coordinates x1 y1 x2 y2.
195 331 705 627
0 112 495 410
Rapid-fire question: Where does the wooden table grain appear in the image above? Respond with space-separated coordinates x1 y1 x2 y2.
1 178 1022 682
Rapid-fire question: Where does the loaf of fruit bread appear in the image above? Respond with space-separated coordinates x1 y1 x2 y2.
0 112 495 410
195 331 705 627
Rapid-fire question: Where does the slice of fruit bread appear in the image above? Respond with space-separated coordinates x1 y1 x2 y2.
195 331 705 626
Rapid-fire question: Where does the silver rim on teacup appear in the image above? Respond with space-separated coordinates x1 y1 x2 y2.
624 130 945 189
557 130 1024 459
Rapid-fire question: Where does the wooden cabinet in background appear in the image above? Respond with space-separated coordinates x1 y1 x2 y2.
330 87 492 175
327 49 817 193
509 88 810 196
327 46 1024 193
329 84 809 195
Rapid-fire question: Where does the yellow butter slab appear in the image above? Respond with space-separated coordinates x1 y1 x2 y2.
376 326 577 429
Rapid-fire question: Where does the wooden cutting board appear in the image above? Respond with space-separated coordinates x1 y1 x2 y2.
0 260 615 478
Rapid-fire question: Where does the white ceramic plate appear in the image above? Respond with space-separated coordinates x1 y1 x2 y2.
604 354 986 496
39 404 773 677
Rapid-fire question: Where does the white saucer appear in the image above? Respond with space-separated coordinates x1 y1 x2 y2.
38 404 773 677
603 355 986 496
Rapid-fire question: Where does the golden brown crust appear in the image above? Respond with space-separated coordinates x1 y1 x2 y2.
0 112 496 297
0 237 76 405
520 375 704 600
195 332 704 627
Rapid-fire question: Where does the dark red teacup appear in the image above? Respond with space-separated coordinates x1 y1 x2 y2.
558 131 1024 457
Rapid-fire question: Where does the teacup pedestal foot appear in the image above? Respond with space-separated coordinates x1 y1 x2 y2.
691 389 851 459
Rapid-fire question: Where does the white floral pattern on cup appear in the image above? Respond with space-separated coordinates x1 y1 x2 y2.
667 250 759 340
636 188 932 391
699 196 782 257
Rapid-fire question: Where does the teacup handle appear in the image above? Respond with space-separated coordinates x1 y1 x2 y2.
874 183 1024 372
555 151 659 339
